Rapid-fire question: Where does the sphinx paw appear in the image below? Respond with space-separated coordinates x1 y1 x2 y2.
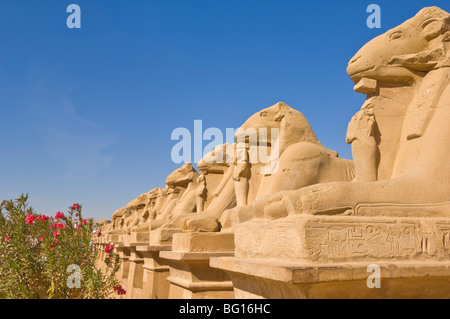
182 216 221 232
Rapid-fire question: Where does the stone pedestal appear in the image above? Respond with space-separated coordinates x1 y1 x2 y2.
160 232 235 299
120 232 150 246
149 227 183 246
95 241 108 270
110 234 120 244
211 257 450 299
211 214 450 298
124 244 146 299
136 244 172 299
115 244 131 298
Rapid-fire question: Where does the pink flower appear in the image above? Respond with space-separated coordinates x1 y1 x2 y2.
75 213 79 217
25 214 35 224
77 224 82 229
113 285 126 295
105 245 114 253
36 215 50 222
5 236 9 242
53 230 60 237
39 237 44 241
54 238 58 243
70 203 80 211
55 211 64 220
82 219 87 225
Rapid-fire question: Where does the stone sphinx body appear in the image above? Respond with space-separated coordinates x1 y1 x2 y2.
176 102 355 232
105 188 166 235
241 7 450 220
99 6 450 300
148 157 237 232
95 219 109 234
107 207 132 235
149 163 204 230
132 102 354 234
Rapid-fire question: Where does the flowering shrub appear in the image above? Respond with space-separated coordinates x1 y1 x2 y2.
104 245 114 254
0 194 121 299
113 284 126 295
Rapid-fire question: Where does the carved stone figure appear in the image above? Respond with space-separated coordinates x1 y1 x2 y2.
233 143 250 207
150 163 202 230
181 102 355 232
107 208 133 235
98 6 450 299
238 6 450 221
196 173 207 213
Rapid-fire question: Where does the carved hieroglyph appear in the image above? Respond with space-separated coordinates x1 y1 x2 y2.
232 215 450 262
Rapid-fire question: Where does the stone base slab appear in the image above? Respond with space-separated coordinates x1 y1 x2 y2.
159 232 236 299
122 232 150 246
233 215 450 263
171 232 235 253
149 227 183 245
136 245 172 299
211 257 450 299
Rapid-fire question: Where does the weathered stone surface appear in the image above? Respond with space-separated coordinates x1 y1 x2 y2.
95 6 450 299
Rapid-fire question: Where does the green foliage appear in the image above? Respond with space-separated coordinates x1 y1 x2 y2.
0 194 121 299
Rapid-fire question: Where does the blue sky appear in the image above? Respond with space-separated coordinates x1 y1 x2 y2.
0 0 449 219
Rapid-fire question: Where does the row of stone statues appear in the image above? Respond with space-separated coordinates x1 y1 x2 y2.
95 7 450 299
97 99 356 237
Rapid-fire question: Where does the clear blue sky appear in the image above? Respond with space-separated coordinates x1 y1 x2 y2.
1 0 449 219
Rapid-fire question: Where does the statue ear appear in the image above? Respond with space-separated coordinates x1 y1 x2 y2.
421 18 448 40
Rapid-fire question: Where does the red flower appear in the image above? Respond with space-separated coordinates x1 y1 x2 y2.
82 219 87 225
98 232 102 237
77 224 82 229
53 230 60 237
36 215 50 222
25 214 35 224
50 222 64 229
39 237 44 241
113 285 126 295
55 211 64 219
5 236 9 242
70 203 80 210
105 245 114 253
